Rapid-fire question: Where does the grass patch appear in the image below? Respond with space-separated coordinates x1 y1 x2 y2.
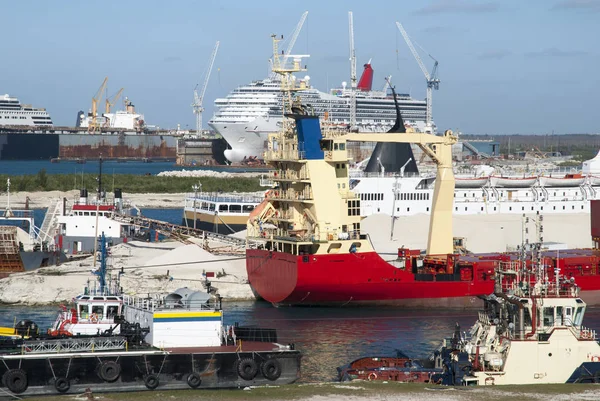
0 173 262 193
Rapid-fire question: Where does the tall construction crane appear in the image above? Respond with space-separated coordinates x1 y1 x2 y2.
192 41 220 135
395 21 440 128
89 77 108 133
269 11 308 76
348 11 357 129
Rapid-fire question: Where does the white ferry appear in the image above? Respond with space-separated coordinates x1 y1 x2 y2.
0 94 53 126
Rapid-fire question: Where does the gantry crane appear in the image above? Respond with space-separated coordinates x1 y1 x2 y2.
192 41 220 135
395 21 440 128
89 77 108 133
348 11 357 129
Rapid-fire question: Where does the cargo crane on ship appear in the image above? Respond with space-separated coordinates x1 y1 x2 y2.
396 21 439 129
88 77 108 133
192 41 220 135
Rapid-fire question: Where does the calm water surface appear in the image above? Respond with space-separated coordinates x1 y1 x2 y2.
2 303 599 383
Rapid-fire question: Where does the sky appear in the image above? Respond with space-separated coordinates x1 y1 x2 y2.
1 0 598 135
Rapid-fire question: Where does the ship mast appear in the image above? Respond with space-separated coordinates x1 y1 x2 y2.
348 11 357 130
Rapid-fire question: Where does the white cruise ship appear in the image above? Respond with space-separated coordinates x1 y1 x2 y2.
208 62 431 163
0 94 53 126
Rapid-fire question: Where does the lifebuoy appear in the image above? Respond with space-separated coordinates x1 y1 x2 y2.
485 376 495 385
90 313 99 323
54 377 70 393
237 358 258 380
367 372 378 381
187 372 201 388
592 356 600 362
3 369 28 394
261 359 282 381
144 374 160 390
99 361 121 382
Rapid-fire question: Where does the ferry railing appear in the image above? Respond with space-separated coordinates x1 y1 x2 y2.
21 337 127 354
123 294 215 312
185 192 264 204
572 326 597 341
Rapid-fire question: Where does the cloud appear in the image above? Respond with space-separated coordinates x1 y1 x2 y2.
551 0 600 12
525 47 588 58
163 56 182 63
415 0 499 15
478 50 511 60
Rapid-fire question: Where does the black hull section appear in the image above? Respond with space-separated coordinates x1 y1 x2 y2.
0 349 301 396
0 133 59 160
182 218 246 235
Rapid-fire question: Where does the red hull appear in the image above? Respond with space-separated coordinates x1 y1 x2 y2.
246 249 600 307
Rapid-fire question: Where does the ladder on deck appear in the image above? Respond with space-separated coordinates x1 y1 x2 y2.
38 199 62 244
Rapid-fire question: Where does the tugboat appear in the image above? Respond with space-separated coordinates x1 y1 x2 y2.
338 226 600 385
0 234 301 396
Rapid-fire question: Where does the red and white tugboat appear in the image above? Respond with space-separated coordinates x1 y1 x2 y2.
338 232 600 385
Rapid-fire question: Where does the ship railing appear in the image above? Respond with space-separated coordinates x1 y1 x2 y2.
267 188 313 201
264 150 306 161
186 192 264 204
123 294 214 312
0 209 35 219
271 170 309 181
348 171 427 179
573 326 597 341
21 336 127 354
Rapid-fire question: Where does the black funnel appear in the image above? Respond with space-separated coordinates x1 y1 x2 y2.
364 81 418 175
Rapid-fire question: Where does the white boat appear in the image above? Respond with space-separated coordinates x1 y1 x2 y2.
455 176 489 188
491 175 538 188
540 175 585 187
78 97 146 131
208 62 432 163
0 94 53 126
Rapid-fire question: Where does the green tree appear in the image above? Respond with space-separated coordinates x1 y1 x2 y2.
36 169 48 189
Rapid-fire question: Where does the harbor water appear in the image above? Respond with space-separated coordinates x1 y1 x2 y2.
4 302 599 384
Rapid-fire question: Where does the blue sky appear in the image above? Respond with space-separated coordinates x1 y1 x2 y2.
2 0 598 134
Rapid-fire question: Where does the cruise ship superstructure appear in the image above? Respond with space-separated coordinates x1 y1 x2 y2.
209 62 431 163
0 94 53 126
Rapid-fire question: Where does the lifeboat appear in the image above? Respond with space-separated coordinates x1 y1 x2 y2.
454 176 489 188
540 174 585 187
491 176 538 188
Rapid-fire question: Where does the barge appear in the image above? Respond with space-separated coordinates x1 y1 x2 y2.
0 235 301 396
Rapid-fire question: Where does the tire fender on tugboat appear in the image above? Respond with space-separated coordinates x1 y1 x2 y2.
186 372 202 388
237 358 259 380
3 369 28 394
144 374 160 390
367 372 378 381
54 377 70 393
261 358 282 381
98 360 121 382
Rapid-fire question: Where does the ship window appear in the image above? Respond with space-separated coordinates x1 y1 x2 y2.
582 206 584 209
79 304 89 319
397 208 400 212
481 207 484 211
553 206 556 210
209 204 215 211
242 205 255 212
531 207 534 211
543 307 554 327
92 305 104 318
327 243 342 254
427 207 429 212
465 207 467 211
554 192 556 196
334 143 339 150
464 193 466 197
455 207 458 211
563 206 565 210
84 212 90 216
522 207 524 211
563 192 566 196
230 204 242 213
574 307 584 326
494 207 496 211
219 204 228 212
541 207 543 210
509 207 512 211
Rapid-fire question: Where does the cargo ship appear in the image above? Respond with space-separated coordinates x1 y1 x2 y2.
244 50 600 307
0 93 227 162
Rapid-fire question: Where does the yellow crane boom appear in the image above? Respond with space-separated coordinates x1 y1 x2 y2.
89 77 108 133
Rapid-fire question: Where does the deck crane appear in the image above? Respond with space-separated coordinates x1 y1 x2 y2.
348 11 357 129
89 77 108 133
192 40 220 135
269 11 308 76
105 88 124 114
395 21 440 128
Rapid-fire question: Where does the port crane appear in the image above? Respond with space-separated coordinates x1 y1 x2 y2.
348 11 357 129
395 21 439 128
192 41 220 135
89 77 108 133
268 11 308 77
